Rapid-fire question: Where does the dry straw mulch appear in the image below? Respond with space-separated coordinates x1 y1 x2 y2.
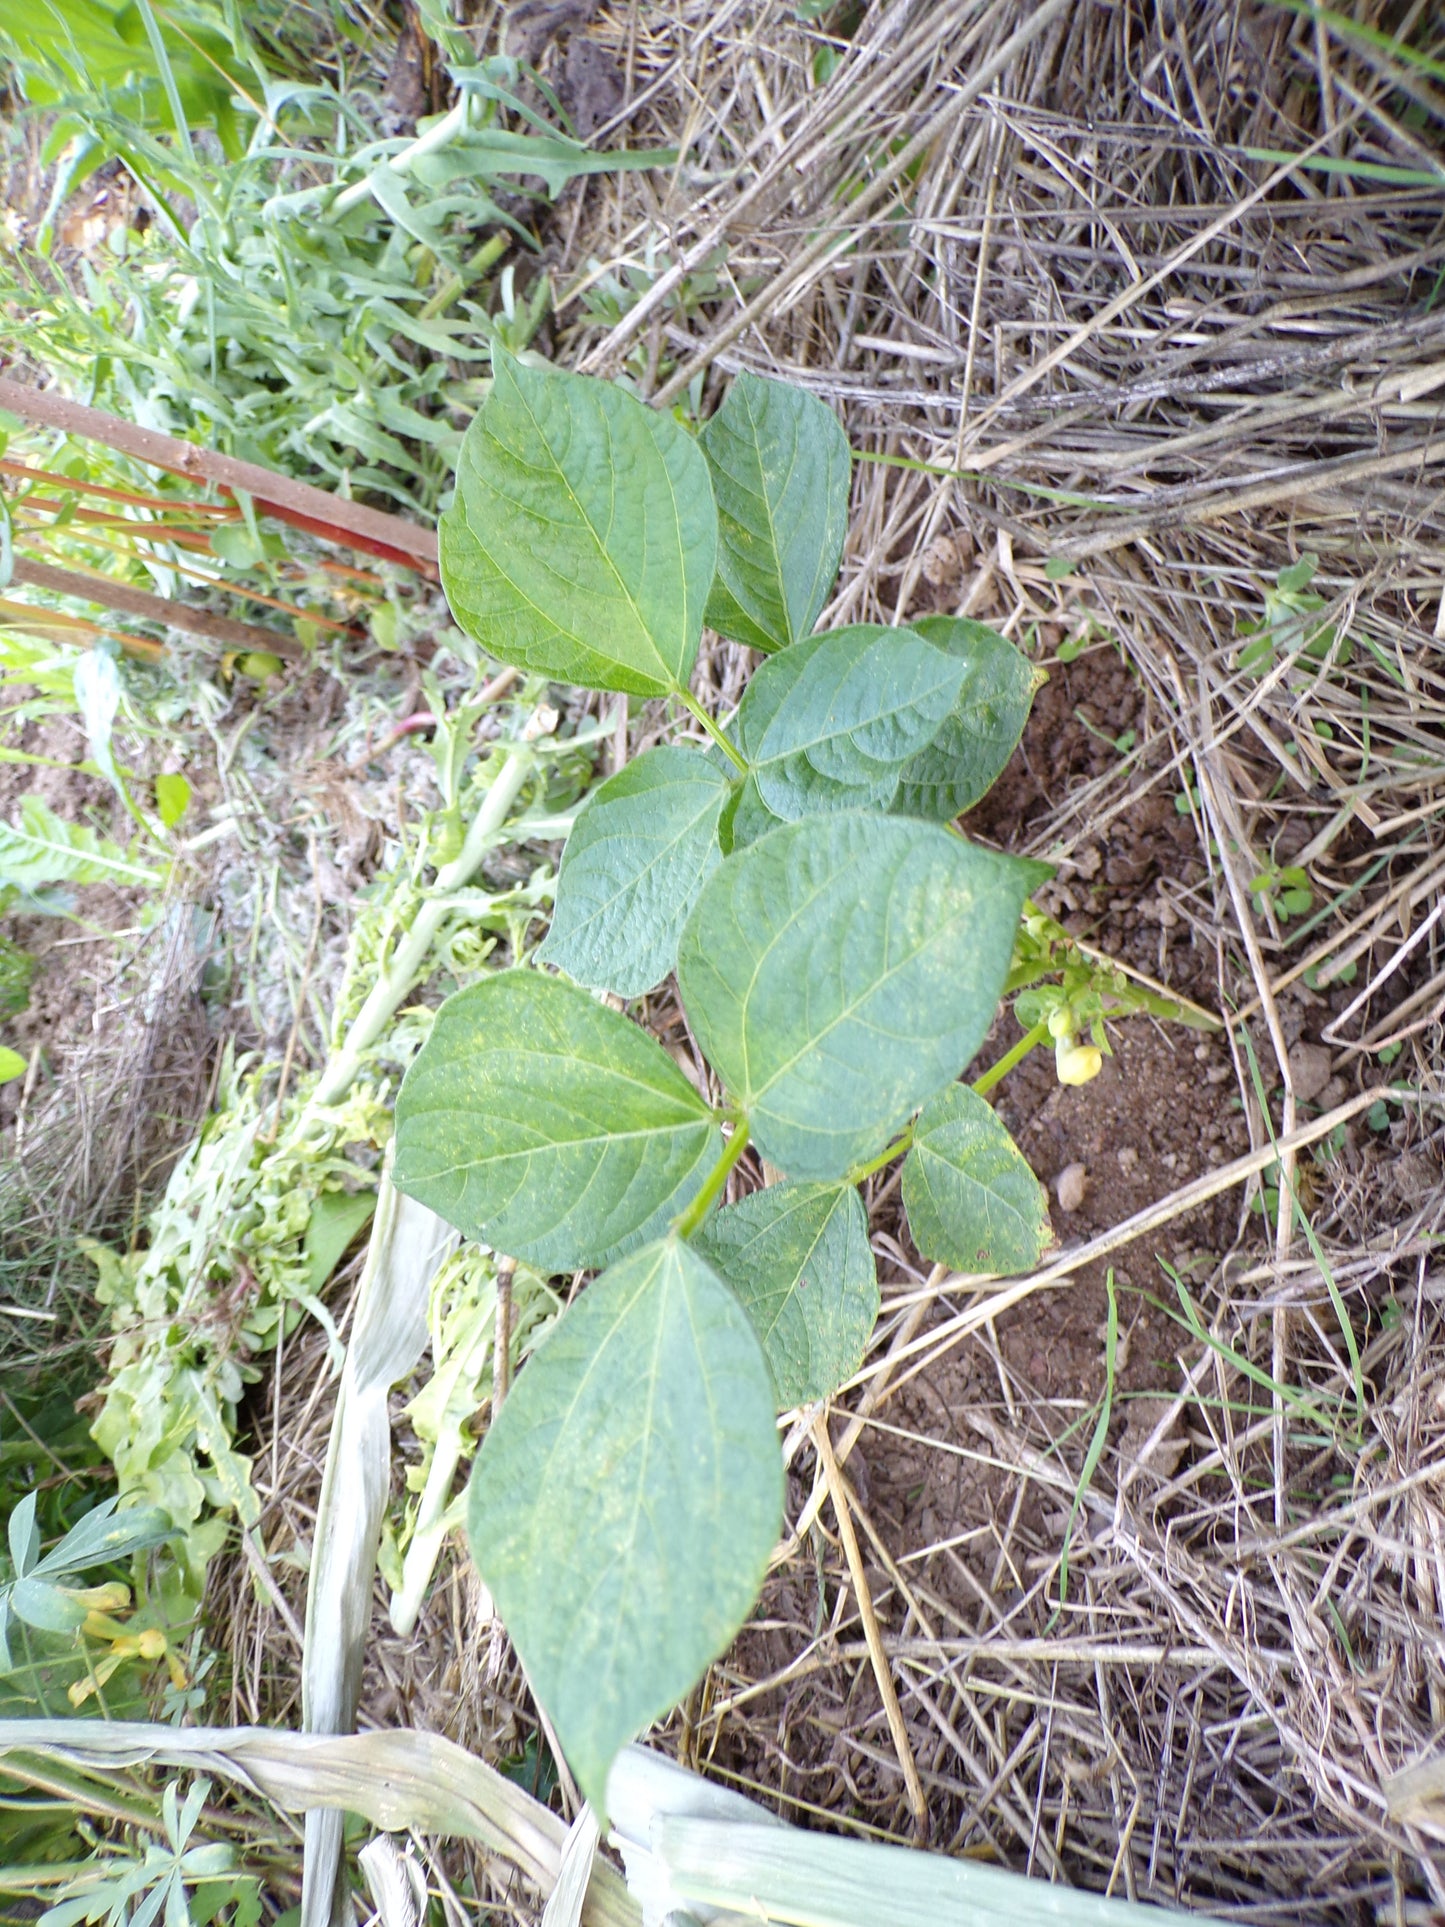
220 2 1445 1921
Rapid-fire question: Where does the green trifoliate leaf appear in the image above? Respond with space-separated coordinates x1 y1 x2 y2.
902 1084 1052 1274
440 348 717 696
701 372 851 653
893 616 1038 821
693 1182 878 1405
731 626 966 820
538 746 730 996
393 972 719 1271
677 812 1047 1180
468 1236 782 1810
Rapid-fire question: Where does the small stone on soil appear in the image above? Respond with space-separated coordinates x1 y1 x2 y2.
1287 1040 1333 1102
1055 1162 1090 1212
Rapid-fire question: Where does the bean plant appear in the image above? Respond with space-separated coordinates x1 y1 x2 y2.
393 351 1056 1810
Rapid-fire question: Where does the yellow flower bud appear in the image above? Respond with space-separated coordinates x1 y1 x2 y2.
136 1627 168 1660
1056 1040 1103 1086
80 1609 129 1641
71 1582 130 1614
1047 1006 1076 1042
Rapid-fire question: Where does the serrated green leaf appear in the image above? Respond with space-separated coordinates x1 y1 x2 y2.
678 812 1046 1180
468 1236 782 1810
892 617 1038 822
7 1492 38 1580
693 1182 878 1404
701 372 851 653
440 349 717 696
902 1084 1051 1274
9 1576 87 1633
31 1499 174 1579
416 127 680 200
393 972 720 1271
732 626 965 820
538 746 730 996
0 795 165 892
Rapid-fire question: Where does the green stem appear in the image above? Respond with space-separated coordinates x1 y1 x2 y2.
311 748 531 1107
419 233 510 322
845 1021 1053 1188
971 1020 1050 1098
679 688 748 775
675 1118 751 1238
847 1129 914 1185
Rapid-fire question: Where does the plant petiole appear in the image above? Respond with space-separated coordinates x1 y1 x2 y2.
971 1019 1050 1097
675 1116 751 1238
846 1130 914 1185
678 688 749 775
845 1021 1054 1186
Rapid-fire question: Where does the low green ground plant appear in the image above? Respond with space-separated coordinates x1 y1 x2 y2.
2 13 674 517
388 353 1206 1809
70 686 595 1622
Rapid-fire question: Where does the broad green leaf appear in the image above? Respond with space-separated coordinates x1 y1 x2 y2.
393 972 719 1271
301 1188 377 1294
893 617 1038 821
0 1047 24 1085
210 524 265 569
701 372 851 653
440 349 717 696
538 746 730 996
468 1237 781 1809
31 1499 174 1579
693 1182 878 1404
0 796 165 892
901 1084 1051 1275
677 812 1047 1180
731 626 964 820
9 1577 86 1634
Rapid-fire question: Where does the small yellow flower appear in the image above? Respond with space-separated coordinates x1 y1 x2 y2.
1047 1006 1076 1042
1056 1040 1103 1086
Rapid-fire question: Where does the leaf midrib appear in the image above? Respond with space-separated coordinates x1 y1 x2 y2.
509 361 684 691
